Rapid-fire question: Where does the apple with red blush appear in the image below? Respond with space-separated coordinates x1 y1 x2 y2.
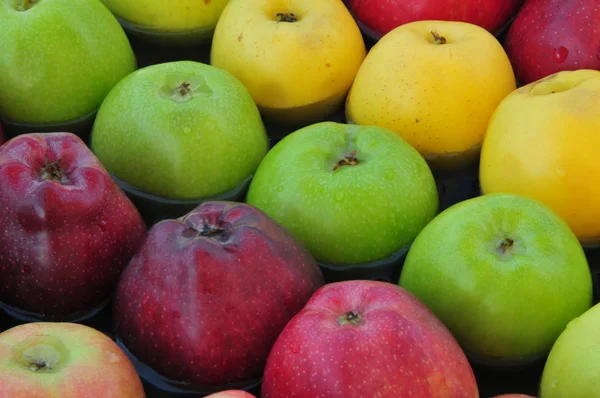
261 280 479 397
0 132 146 321
345 0 525 41
505 0 600 84
113 201 324 392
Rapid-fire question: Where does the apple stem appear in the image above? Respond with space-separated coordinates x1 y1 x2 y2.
333 150 360 171
431 30 447 45
337 311 363 326
276 12 298 22
19 0 37 10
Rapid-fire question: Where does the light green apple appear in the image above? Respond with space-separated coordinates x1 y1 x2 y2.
540 302 600 397
90 60 268 201
0 0 136 125
245 122 439 266
399 193 593 363
101 0 229 46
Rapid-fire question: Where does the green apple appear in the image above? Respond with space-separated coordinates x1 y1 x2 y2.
101 0 229 46
0 322 145 397
0 0 136 126
399 193 593 363
245 122 439 265
90 60 268 200
540 302 600 397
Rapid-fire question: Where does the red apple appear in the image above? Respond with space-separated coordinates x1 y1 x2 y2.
0 322 145 397
114 201 325 390
205 391 257 398
505 0 600 85
261 280 479 398
345 0 525 40
0 133 146 320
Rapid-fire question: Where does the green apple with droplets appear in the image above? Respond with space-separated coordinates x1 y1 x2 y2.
245 121 439 266
399 193 593 364
0 0 136 126
91 61 268 200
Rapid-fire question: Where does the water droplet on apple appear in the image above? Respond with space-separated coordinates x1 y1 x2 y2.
334 192 345 202
553 47 569 63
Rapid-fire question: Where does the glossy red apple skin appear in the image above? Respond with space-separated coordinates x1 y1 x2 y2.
346 0 524 40
0 133 146 319
261 280 479 398
114 201 325 389
205 391 257 398
505 0 600 84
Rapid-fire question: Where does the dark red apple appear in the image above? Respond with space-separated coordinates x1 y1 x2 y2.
261 280 479 398
345 0 525 40
505 0 600 85
0 133 146 320
113 201 325 390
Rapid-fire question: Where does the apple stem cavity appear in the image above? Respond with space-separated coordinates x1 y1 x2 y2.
275 12 298 23
40 159 69 184
498 238 514 254
333 150 360 171
17 0 37 11
431 30 447 45
338 311 363 326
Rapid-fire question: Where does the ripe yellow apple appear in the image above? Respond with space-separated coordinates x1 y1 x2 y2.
480 69 600 245
100 0 229 45
210 0 366 126
346 20 516 170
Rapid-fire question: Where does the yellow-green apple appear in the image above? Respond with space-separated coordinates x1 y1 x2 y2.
205 391 256 398
261 280 479 397
0 133 146 321
0 322 145 397
245 122 439 266
210 0 366 126
540 302 600 397
0 0 136 129
90 61 268 201
480 69 600 245
114 201 324 391
399 193 593 364
346 0 525 40
346 20 516 171
100 0 229 46
505 0 600 85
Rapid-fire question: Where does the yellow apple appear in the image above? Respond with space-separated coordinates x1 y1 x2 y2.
210 0 366 126
480 69 600 245
346 20 516 170
101 0 229 45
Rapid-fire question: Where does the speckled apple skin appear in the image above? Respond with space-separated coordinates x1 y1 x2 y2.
346 0 524 38
0 322 145 398
261 280 479 398
0 0 136 124
114 201 325 388
0 133 147 318
505 0 600 85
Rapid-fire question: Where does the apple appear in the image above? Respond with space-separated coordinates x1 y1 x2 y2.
210 0 366 126
345 0 525 40
0 0 136 129
100 0 229 46
114 201 325 390
504 0 600 85
399 193 593 364
345 20 516 171
261 280 479 397
205 391 257 398
479 69 600 245
0 132 146 321
90 60 268 201
540 302 600 397
245 122 439 266
0 322 145 397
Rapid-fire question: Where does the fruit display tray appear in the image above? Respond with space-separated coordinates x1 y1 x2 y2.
2 30 600 398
